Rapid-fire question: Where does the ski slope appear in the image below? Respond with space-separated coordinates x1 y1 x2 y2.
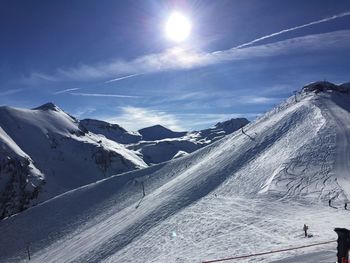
324 92 350 197
1 84 350 262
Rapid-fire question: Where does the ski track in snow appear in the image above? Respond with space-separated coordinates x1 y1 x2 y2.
108 196 346 263
323 93 350 200
1 90 350 262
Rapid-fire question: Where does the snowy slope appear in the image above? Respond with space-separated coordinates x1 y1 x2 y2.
0 103 147 218
1 83 350 262
80 119 141 144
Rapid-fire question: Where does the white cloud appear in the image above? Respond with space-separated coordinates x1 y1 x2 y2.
105 107 185 131
73 107 96 118
51 47 212 82
259 85 294 95
103 107 259 131
0 88 23 96
239 96 282 105
30 29 350 83
22 72 58 84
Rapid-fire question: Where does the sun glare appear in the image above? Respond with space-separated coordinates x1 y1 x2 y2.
165 12 191 42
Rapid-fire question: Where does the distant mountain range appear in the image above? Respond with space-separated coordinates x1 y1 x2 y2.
82 117 249 165
0 103 248 218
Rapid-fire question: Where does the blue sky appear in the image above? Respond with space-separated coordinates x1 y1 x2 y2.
1 0 350 131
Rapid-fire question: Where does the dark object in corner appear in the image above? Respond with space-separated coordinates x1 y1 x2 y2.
334 228 350 263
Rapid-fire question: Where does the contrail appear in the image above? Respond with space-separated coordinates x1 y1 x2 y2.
70 92 139 98
54 87 80 94
235 11 350 49
104 73 145 84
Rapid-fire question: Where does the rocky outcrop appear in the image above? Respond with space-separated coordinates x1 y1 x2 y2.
0 157 44 219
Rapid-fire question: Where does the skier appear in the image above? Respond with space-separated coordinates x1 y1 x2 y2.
303 224 309 237
345 202 348 210
328 199 331 207
141 182 145 197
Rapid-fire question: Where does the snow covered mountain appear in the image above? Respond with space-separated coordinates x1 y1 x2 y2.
138 125 187 141
81 118 249 165
80 119 142 144
128 118 249 164
1 81 350 263
0 103 147 218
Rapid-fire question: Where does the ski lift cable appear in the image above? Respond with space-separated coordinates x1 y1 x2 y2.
202 239 336 263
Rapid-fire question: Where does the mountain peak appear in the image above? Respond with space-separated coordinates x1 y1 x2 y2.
302 81 350 94
33 102 61 112
142 124 167 130
340 82 350 89
81 119 127 132
214 118 249 133
138 124 173 133
138 125 186 141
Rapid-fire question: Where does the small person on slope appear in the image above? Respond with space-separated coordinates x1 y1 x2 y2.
303 224 309 238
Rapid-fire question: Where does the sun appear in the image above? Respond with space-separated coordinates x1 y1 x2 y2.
165 12 191 42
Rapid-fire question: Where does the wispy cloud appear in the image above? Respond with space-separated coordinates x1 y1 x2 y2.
22 72 58 84
0 88 23 96
149 92 282 111
70 92 140 98
54 87 80 94
44 30 350 82
26 11 350 83
73 106 96 118
258 85 294 96
52 47 211 81
239 96 282 105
